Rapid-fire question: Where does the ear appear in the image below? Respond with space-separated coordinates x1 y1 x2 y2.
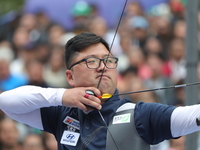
66 70 75 87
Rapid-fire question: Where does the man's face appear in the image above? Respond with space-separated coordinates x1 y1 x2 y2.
66 43 118 95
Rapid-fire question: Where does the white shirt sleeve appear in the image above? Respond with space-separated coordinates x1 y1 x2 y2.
0 85 66 130
171 104 200 137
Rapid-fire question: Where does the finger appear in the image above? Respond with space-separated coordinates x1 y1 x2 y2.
77 101 97 112
83 93 102 106
82 97 102 110
84 93 90 99
87 94 101 103
86 87 101 97
83 93 101 110
84 90 101 105
77 102 90 112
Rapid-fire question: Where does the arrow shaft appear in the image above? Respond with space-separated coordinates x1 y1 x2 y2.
113 82 200 97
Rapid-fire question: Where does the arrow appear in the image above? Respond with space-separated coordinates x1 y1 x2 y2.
98 82 200 99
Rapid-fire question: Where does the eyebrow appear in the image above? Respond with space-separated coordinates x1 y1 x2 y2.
85 54 113 58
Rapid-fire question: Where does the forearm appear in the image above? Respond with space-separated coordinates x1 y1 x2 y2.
0 86 65 130
0 85 65 114
171 104 200 137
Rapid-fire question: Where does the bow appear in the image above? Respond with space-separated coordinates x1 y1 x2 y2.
94 1 200 149
95 1 128 150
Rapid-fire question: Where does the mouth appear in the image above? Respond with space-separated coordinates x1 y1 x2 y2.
96 74 110 79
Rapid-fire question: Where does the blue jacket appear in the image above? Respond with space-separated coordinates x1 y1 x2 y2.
41 90 176 150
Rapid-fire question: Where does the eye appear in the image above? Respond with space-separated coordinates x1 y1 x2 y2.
105 58 115 63
86 58 98 64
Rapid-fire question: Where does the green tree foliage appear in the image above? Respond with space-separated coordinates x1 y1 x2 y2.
0 0 25 15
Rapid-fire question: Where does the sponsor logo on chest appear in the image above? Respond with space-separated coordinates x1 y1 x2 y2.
63 116 80 130
60 130 80 146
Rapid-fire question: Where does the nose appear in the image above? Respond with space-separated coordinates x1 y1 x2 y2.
97 60 106 71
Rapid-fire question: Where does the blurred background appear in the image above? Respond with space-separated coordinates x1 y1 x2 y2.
0 0 199 149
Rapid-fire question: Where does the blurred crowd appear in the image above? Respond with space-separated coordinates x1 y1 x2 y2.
0 0 200 150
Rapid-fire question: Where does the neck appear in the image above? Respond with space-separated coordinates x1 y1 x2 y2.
101 98 108 104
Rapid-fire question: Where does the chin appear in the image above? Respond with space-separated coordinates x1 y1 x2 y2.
99 85 111 94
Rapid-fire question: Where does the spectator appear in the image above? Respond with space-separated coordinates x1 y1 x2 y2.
34 42 50 64
117 32 132 72
48 24 65 46
126 76 158 103
126 1 144 17
10 41 36 77
0 118 22 150
128 15 149 49
127 45 152 80
88 16 122 57
35 12 51 42
43 133 57 150
71 1 92 34
19 14 39 43
163 38 186 84
144 37 164 58
172 19 186 40
144 53 175 104
0 45 27 91
23 134 45 150
169 0 186 21
12 26 30 55
153 16 173 60
26 59 48 87
43 46 70 88
118 66 138 96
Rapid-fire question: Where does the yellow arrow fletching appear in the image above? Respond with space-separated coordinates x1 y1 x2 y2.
98 93 112 99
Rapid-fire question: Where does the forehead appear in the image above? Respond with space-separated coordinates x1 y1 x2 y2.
76 43 110 59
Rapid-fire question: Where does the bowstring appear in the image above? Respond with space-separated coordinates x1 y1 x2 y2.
96 0 128 150
97 0 128 88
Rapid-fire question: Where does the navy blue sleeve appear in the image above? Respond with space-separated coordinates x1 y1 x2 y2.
134 101 177 145
40 106 71 134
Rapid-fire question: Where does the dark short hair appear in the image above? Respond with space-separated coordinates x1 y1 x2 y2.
65 32 110 69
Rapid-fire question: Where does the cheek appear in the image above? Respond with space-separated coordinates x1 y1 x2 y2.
111 69 118 81
73 69 95 86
